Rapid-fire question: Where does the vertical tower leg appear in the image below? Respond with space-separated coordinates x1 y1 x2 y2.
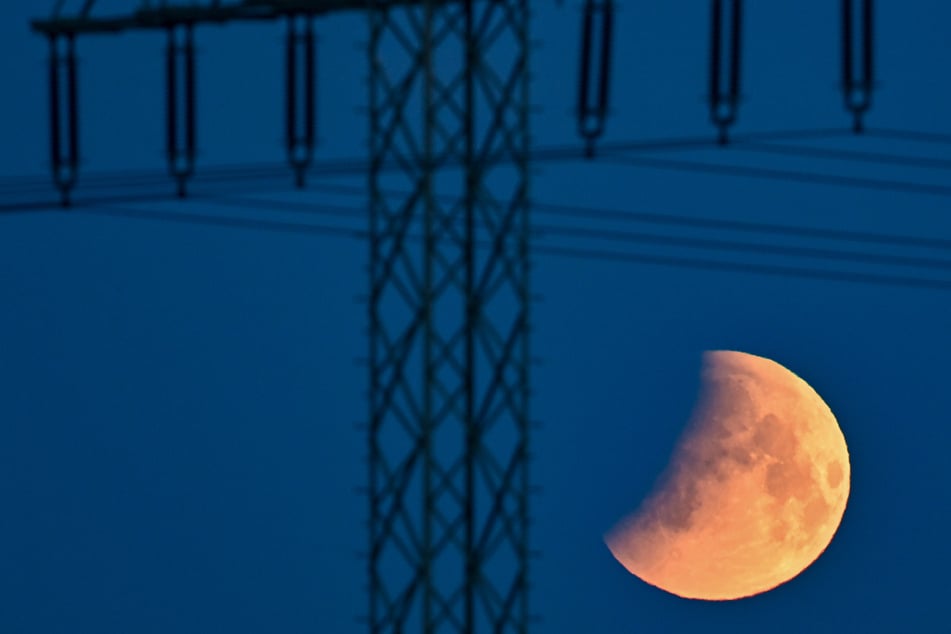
367 0 532 631
166 23 196 198
285 13 316 188
47 33 80 207
708 0 743 145
841 0 874 133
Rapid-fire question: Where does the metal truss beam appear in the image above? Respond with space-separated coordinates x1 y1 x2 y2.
367 0 531 631
32 0 430 35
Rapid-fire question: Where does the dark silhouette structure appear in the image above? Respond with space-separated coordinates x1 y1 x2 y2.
708 0 743 145
366 1 531 631
34 1 533 631
27 1 883 632
841 0 875 133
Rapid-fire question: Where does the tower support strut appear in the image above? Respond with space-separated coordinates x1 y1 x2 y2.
367 0 533 631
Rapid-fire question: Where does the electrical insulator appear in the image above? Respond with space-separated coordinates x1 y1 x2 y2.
48 33 79 206
841 0 874 133
285 13 317 188
165 24 196 198
577 0 614 157
708 0 743 145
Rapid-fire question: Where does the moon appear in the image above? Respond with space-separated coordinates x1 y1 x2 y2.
605 350 850 600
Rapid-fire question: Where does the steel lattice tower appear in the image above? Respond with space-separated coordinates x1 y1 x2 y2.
22 1 899 633
366 0 531 631
31 2 534 630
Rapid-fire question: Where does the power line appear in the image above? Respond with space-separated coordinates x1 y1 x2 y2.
735 141 951 171
599 153 951 197
2 127 848 193
83 205 365 239
12 174 951 279
0 158 367 201
205 193 951 271
867 128 951 146
7 131 951 292
536 244 951 291
535 224 951 272
73 200 951 292
295 182 951 252
0 176 366 214
19 136 945 219
6 126 951 206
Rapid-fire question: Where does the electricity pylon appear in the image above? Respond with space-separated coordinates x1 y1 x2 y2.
27 2 878 633
33 2 533 631
366 0 532 631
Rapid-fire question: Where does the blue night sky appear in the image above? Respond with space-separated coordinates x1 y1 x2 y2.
2 1 950 632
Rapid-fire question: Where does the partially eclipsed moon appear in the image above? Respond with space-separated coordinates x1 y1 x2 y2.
606 350 850 600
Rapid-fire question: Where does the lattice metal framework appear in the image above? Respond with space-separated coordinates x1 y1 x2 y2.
366 0 531 631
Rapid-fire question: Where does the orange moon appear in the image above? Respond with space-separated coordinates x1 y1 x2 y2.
606 350 850 600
